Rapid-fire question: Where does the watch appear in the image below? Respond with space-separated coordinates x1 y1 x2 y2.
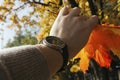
40 36 69 72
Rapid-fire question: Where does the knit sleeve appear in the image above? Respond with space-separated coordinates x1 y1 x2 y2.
0 45 49 80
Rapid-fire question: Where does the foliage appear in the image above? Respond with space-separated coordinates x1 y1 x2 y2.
0 0 120 40
6 30 37 47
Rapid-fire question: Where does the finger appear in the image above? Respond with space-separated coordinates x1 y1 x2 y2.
79 16 88 21
68 7 80 17
73 16 88 23
58 6 69 16
73 17 85 23
86 15 98 29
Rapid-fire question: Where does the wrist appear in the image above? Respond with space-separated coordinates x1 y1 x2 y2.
39 36 69 72
64 40 80 59
56 37 74 59
35 44 63 75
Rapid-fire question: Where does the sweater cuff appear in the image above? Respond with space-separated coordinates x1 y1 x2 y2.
0 45 49 80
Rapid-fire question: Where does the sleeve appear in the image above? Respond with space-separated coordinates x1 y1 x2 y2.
0 45 49 80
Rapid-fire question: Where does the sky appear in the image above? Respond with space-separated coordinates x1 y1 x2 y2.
0 0 39 49
0 25 15 49
0 0 15 49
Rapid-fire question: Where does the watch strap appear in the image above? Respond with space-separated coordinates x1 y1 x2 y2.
57 44 68 72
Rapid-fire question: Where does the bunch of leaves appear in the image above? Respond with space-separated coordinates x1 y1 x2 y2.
0 0 60 39
0 0 120 39
6 29 38 47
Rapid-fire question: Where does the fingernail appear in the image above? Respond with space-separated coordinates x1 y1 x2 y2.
92 15 98 18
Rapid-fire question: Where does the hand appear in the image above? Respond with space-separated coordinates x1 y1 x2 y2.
50 7 98 59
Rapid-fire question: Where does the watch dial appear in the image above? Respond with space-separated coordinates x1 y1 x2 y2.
46 36 65 48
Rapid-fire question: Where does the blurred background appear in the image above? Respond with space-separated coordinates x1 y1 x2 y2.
0 0 120 80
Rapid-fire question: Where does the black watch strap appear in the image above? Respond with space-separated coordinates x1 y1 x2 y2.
57 44 69 72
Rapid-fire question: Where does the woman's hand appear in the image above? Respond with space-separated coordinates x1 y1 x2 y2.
50 7 98 59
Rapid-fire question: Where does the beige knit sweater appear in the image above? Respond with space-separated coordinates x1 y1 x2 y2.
0 45 49 80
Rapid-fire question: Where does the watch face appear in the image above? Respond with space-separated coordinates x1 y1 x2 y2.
44 36 65 48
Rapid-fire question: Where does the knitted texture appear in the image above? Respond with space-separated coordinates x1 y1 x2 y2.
0 45 49 80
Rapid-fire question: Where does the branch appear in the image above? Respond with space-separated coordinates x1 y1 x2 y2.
3 0 59 21
4 1 30 20
87 0 98 15
32 0 59 8
87 0 102 24
32 0 49 6
99 0 104 20
68 0 78 8
59 0 63 5
30 1 59 14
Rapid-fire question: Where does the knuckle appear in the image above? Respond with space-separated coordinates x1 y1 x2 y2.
74 17 80 23
72 7 80 13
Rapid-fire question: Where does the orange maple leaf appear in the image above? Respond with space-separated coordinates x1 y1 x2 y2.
76 23 120 72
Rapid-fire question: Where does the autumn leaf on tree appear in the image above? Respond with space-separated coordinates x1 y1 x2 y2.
76 23 120 72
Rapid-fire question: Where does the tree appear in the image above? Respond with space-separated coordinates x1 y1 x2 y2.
0 0 120 39
6 30 37 47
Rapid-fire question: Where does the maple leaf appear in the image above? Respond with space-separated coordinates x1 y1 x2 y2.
76 23 120 72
